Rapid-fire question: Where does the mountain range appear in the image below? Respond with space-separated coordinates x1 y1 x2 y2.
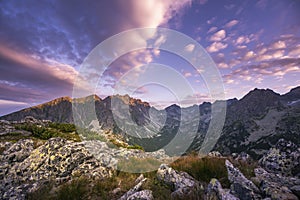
1 86 300 159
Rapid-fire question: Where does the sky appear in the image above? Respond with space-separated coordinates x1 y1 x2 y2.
0 0 300 116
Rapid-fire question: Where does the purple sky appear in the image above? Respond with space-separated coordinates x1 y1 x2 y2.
0 0 300 115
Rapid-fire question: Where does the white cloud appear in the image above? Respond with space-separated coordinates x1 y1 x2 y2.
210 30 226 41
234 36 250 45
124 0 192 28
206 42 228 53
207 26 218 33
218 62 229 69
243 51 256 60
224 20 239 28
184 44 195 52
288 45 300 57
270 40 286 49
0 99 29 106
272 50 284 58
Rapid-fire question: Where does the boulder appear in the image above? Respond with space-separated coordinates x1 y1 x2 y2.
225 160 261 200
1 139 34 163
206 178 239 200
119 176 150 200
254 167 299 200
0 137 112 200
259 139 300 177
157 164 202 199
127 190 153 200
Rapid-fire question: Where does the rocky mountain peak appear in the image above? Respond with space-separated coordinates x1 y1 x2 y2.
103 94 150 107
242 88 280 101
228 88 282 120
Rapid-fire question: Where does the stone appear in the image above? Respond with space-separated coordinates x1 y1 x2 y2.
259 139 300 177
234 152 250 162
0 137 112 200
1 139 34 163
254 167 299 200
206 178 239 200
208 151 222 157
112 187 122 195
24 116 39 124
119 176 148 200
225 160 261 200
157 164 202 199
127 190 153 200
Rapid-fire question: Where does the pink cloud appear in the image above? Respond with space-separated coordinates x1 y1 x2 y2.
224 20 239 28
209 30 226 41
206 42 228 53
120 0 192 28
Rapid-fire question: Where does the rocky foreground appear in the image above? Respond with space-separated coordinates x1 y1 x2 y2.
0 138 299 199
0 117 300 199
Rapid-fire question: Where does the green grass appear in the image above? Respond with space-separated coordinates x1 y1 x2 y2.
117 157 162 173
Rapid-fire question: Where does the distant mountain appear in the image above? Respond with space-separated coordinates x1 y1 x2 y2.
1 86 300 158
1 96 73 123
213 87 300 159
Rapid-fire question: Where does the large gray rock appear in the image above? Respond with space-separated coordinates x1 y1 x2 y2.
127 190 153 200
1 139 34 163
0 138 112 200
225 160 261 200
119 175 152 200
206 178 239 200
254 167 299 200
259 139 300 177
157 164 202 199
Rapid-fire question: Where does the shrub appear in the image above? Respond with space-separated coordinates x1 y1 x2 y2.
49 123 76 133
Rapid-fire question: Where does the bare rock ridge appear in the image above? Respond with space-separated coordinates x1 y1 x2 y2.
1 86 300 158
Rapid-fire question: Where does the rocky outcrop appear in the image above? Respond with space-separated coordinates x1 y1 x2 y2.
119 174 153 200
0 139 33 164
259 139 300 177
0 135 171 199
126 190 153 200
225 160 261 200
206 178 239 200
254 167 299 200
0 138 112 200
157 164 202 199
